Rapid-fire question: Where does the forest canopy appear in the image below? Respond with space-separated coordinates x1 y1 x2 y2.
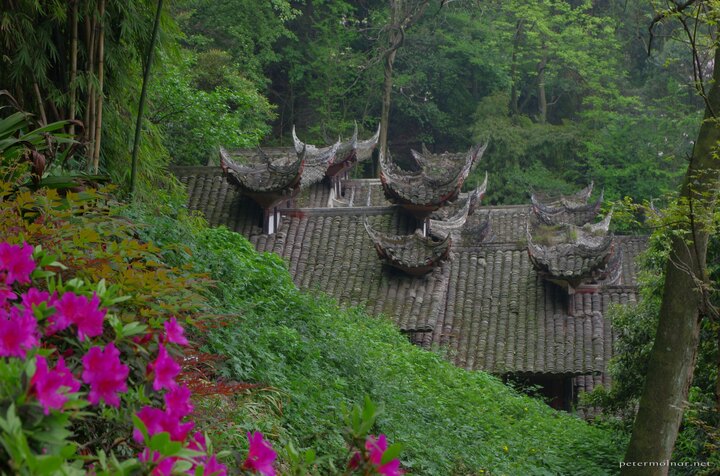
0 0 703 204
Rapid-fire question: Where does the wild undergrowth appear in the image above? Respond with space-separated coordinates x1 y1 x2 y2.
127 198 625 476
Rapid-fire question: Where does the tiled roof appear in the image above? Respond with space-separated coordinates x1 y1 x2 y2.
365 222 452 274
254 211 450 333
174 166 646 380
430 248 638 375
219 147 303 195
378 147 480 209
531 191 604 227
331 180 391 208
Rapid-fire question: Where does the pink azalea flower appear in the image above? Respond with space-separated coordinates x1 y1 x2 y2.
376 459 403 476
134 406 194 443
149 344 180 391
31 355 81 414
188 432 207 452
366 435 404 476
164 384 193 418
152 457 176 476
242 431 276 476
132 332 153 345
81 343 129 407
164 317 188 346
139 449 177 476
0 285 17 306
0 306 39 358
21 288 50 310
366 434 388 466
52 292 106 341
201 455 227 476
0 242 35 285
134 407 166 442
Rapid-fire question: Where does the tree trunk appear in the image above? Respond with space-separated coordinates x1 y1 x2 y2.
509 19 524 115
92 0 106 174
622 38 720 476
716 325 720 414
537 42 548 124
32 81 47 126
379 27 401 161
378 0 430 162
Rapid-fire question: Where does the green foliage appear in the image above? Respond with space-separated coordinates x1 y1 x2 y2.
0 0 184 198
149 49 274 165
268 0 383 142
578 105 696 203
128 207 624 475
470 91 583 203
0 185 207 324
173 0 298 88
583 199 720 472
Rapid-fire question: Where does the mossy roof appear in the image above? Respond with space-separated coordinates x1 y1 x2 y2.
173 166 646 378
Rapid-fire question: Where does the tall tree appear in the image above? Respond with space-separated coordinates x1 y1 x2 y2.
378 0 432 159
623 1 720 472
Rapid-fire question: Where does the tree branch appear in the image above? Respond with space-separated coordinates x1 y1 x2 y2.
648 0 699 55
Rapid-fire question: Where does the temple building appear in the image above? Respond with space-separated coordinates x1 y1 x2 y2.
174 131 645 413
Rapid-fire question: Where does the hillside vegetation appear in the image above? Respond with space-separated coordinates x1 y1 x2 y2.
129 201 624 475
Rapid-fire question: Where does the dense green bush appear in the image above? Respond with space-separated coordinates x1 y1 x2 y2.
583 206 720 474
129 202 625 475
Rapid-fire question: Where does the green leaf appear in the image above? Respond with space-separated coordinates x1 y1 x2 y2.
380 443 403 465
132 415 150 445
32 455 64 475
149 432 183 456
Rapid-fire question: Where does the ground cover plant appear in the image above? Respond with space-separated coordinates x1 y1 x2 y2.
128 200 626 475
0 185 408 475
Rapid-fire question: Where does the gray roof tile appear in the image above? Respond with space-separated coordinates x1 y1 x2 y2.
174 168 645 379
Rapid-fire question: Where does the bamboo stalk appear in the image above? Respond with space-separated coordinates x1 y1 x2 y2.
86 10 97 169
33 81 48 126
69 0 79 136
130 0 165 196
92 0 106 174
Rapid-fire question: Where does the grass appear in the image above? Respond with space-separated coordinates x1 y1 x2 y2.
128 200 625 475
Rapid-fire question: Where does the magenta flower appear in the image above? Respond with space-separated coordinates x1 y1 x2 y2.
134 406 194 443
81 343 129 406
0 242 35 285
52 292 105 340
201 455 227 476
151 457 176 476
164 317 188 346
149 344 180 391
188 432 207 453
164 384 193 418
366 435 403 476
0 306 39 358
139 449 177 476
242 432 276 476
0 285 17 306
21 288 50 310
366 434 387 465
134 407 166 442
31 355 81 414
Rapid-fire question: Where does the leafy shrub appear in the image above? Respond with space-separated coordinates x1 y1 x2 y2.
125 203 623 475
0 242 227 474
0 184 413 474
0 186 207 323
582 205 720 474
149 49 274 166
